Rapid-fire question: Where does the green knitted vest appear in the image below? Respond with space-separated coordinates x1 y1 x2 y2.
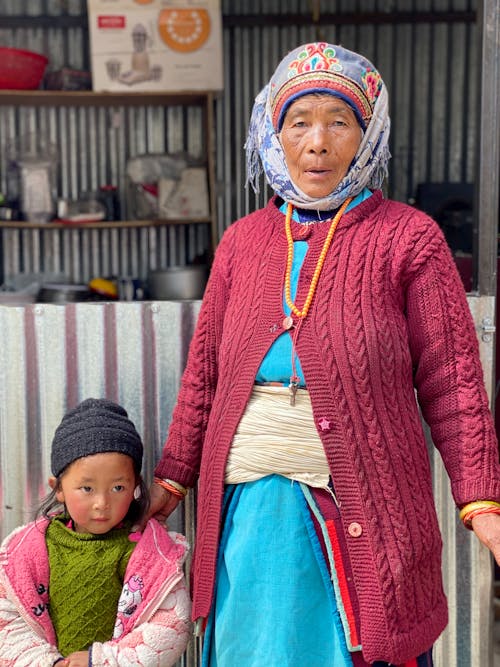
46 516 136 656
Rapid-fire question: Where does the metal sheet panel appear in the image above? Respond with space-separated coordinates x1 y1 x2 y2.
0 300 199 538
0 2 495 666
0 295 495 667
0 1 480 258
215 0 478 233
0 224 210 283
431 294 496 667
0 300 201 667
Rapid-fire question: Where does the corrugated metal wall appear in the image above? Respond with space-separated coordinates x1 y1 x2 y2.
0 2 496 666
0 301 201 538
0 223 210 283
216 0 477 225
0 0 478 278
0 93 211 280
0 296 495 667
0 300 203 667
0 0 211 280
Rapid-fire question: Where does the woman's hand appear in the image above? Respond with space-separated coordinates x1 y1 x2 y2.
150 482 182 522
63 651 89 666
133 481 182 531
471 512 500 565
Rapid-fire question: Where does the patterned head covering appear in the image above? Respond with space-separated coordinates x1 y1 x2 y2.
245 42 391 210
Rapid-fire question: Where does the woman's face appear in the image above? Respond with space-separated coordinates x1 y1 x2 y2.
279 94 363 199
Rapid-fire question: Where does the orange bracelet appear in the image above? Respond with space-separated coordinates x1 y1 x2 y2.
461 505 500 530
459 500 500 520
154 477 187 499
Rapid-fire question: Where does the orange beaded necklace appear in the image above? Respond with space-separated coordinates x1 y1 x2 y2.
283 196 353 404
284 196 352 318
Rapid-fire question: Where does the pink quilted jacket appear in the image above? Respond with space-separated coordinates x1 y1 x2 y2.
0 517 191 666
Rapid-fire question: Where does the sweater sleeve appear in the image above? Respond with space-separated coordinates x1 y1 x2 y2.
154 225 234 486
403 218 500 505
0 579 62 667
89 579 191 667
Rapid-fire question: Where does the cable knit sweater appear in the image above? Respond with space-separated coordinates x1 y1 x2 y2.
155 191 500 664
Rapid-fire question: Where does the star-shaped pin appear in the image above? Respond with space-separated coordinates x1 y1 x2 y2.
318 417 331 431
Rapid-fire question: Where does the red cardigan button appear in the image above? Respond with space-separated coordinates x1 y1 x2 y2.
347 522 363 537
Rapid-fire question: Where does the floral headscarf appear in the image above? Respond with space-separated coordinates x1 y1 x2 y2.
245 42 391 210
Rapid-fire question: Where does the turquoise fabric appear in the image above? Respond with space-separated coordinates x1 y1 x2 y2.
255 239 307 385
202 476 353 667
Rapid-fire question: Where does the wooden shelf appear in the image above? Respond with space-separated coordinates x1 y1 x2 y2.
0 14 87 29
0 218 212 230
0 90 215 107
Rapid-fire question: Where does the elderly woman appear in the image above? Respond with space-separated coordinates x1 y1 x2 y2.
148 43 500 666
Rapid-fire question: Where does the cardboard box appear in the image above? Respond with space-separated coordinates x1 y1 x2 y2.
158 167 209 218
87 0 223 92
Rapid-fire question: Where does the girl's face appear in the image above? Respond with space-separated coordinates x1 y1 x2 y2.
50 452 137 534
279 94 362 199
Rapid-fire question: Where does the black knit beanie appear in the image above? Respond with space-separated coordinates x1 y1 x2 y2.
51 398 143 477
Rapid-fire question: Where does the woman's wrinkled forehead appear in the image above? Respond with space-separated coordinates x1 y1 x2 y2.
270 42 384 131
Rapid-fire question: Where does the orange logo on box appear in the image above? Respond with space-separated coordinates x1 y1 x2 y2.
134 0 154 4
158 9 211 53
98 15 126 29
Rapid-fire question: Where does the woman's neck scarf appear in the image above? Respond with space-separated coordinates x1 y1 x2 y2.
245 42 391 211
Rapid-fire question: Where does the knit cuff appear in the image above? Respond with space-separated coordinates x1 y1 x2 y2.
154 456 197 488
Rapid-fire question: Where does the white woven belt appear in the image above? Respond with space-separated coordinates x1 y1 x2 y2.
224 384 331 487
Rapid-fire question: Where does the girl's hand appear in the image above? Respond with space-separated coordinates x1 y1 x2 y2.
64 650 89 666
471 512 500 565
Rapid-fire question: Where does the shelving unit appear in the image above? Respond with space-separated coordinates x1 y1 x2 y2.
0 89 218 248
0 88 219 284
0 217 212 230
0 90 211 107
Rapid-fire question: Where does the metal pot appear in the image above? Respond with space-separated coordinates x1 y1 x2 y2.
37 283 94 303
148 265 208 301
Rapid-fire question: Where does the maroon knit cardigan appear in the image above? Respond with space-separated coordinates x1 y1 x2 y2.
155 191 500 663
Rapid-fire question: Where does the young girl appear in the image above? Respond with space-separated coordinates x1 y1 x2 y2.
0 398 191 667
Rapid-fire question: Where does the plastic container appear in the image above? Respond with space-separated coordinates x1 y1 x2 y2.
0 47 48 90
60 198 106 223
6 133 58 223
